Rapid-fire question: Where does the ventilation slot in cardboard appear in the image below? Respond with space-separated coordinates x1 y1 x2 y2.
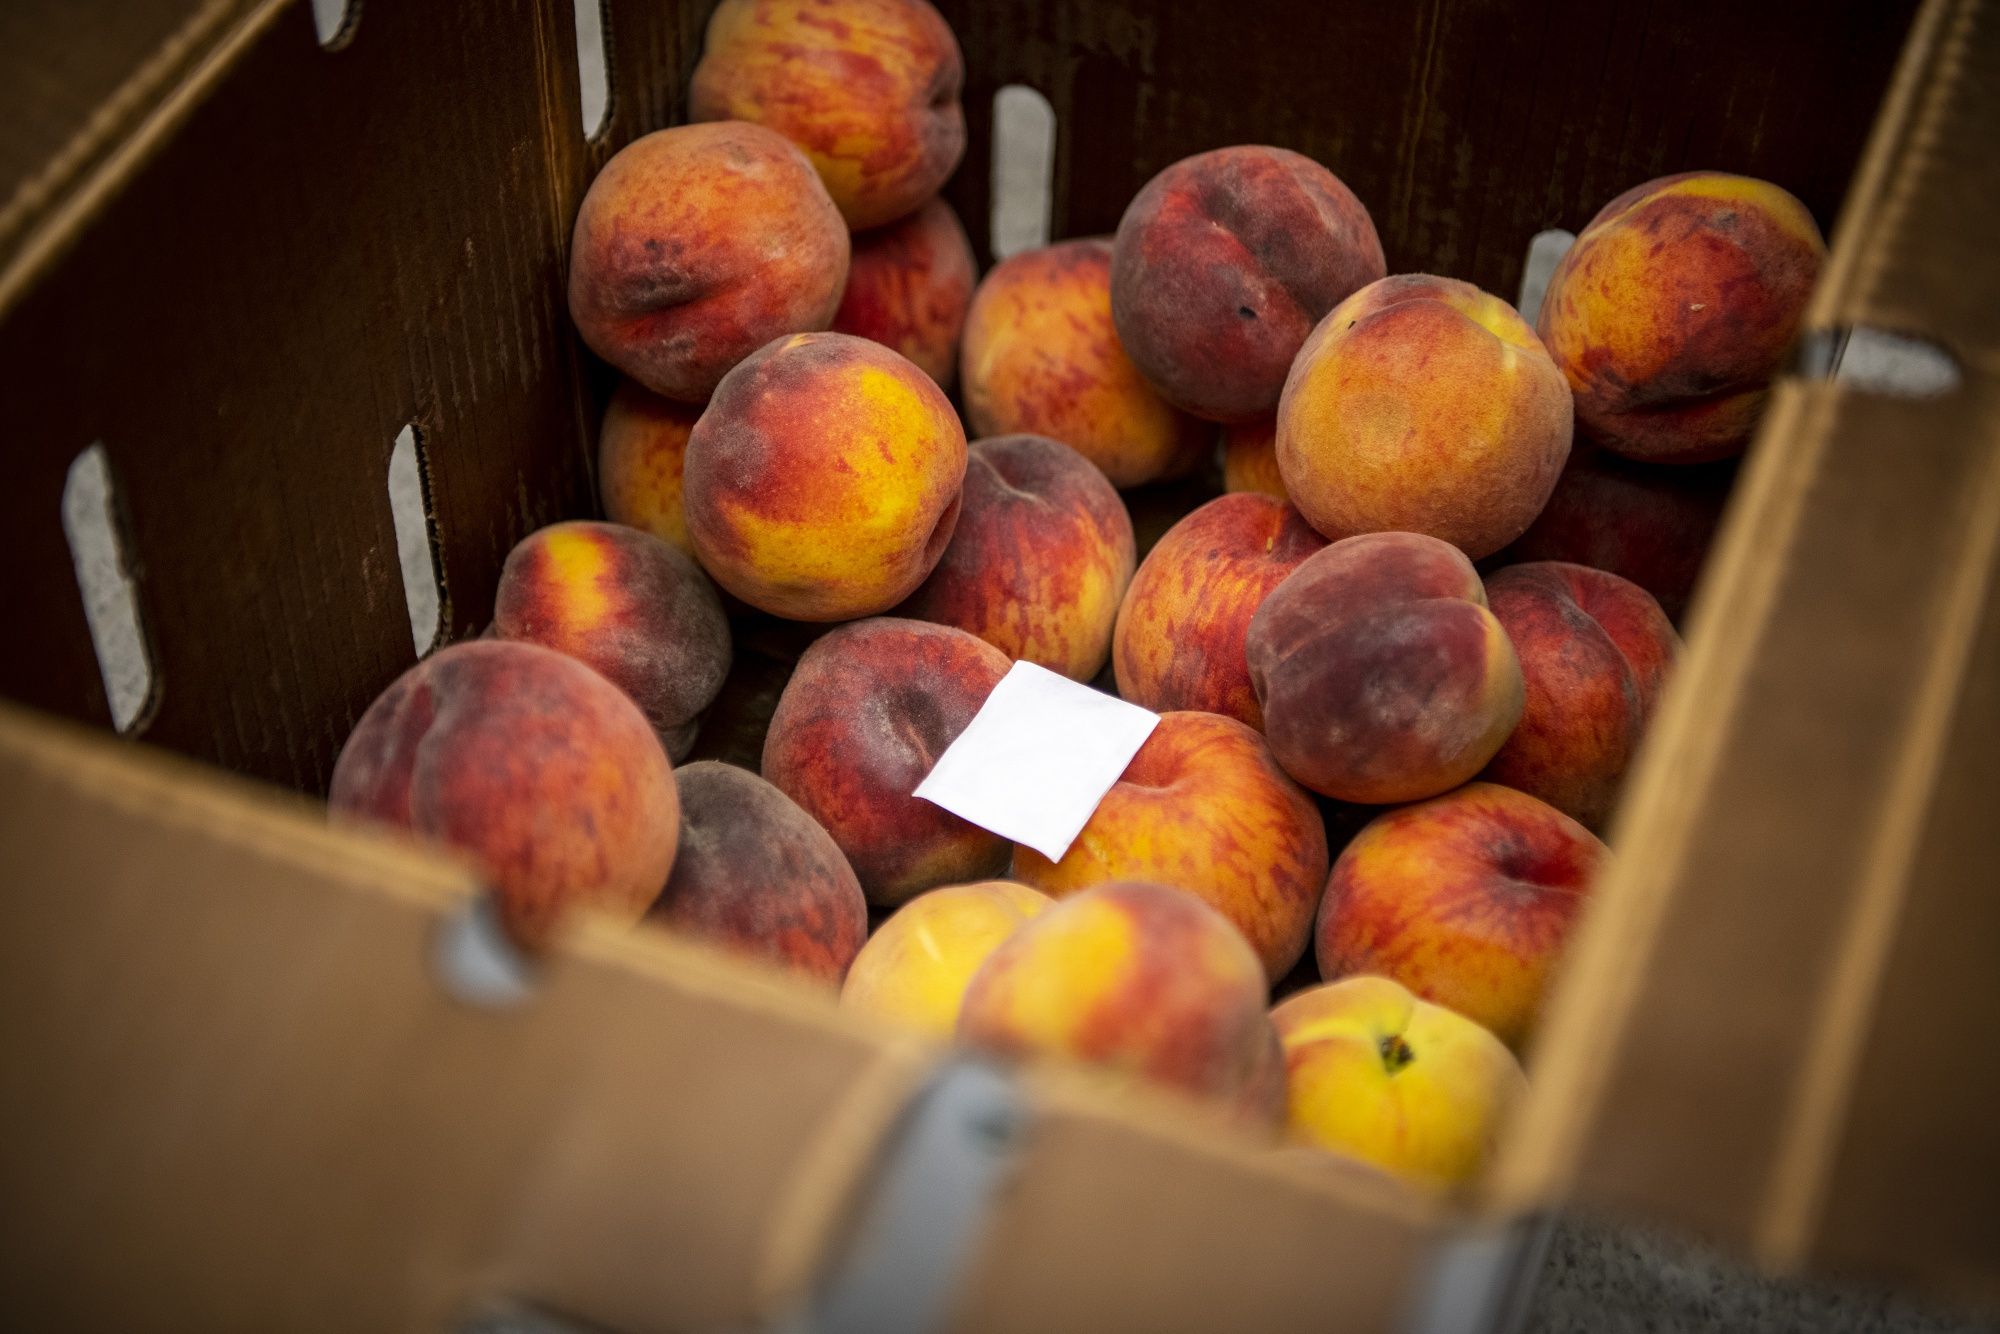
991 85 1055 261
573 0 612 140
309 0 355 48
1515 229 1576 327
61 445 154 734
1797 326 1962 399
388 425 444 657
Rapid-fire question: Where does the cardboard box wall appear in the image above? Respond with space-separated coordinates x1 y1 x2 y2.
2 0 1996 1329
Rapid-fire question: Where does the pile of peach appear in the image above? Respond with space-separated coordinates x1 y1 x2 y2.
328 0 1826 1194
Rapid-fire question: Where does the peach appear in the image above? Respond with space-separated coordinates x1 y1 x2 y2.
1011 711 1329 981
1111 493 1328 730
567 122 849 403
491 521 731 762
1273 976 1525 1189
598 379 703 559
841 880 1053 1036
1536 172 1827 463
330 641 679 952
1246 532 1525 805
1110 146 1386 423
1316 782 1608 1050
895 434 1136 681
1478 562 1680 830
1222 416 1284 499
960 238 1214 488
958 880 1285 1127
645 761 866 987
831 196 976 388
1276 274 1572 559
763 618 1009 904
684 331 966 621
689 0 965 231
1496 444 1738 625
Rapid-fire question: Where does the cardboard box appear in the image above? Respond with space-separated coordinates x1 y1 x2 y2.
2 0 1994 1328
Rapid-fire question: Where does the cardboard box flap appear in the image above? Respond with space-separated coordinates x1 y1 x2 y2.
1490 0 2000 1308
0 701 936 1333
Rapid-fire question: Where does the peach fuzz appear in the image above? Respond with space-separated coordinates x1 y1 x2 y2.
689 0 965 231
1222 416 1285 499
599 379 703 559
1276 273 1572 559
961 238 1214 488
1111 146 1386 423
1273 976 1526 1190
646 761 866 988
832 196 976 388
763 618 1010 904
841 880 1054 1037
958 881 1285 1127
895 434 1135 681
1479 562 1680 831
1536 172 1826 464
684 331 966 621
1112 493 1328 730
1317 782 1608 1051
1011 711 1329 981
491 521 730 762
567 122 848 403
1246 532 1524 805
330 640 679 952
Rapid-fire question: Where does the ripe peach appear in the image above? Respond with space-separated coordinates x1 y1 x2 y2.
1222 416 1284 499
958 880 1285 1127
1537 172 1827 463
1246 532 1524 805
960 238 1214 488
763 618 1009 904
491 521 731 762
1110 146 1386 423
567 122 849 403
831 196 976 388
1496 444 1738 625
1316 782 1608 1050
598 379 703 559
1273 976 1525 1189
645 761 865 987
1478 562 1679 830
1276 274 1572 559
689 0 965 231
1112 493 1328 730
1011 711 1329 981
895 433 1136 681
330 641 679 952
841 880 1053 1036
684 331 966 621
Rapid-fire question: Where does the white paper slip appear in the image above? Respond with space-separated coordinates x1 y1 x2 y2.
913 660 1160 864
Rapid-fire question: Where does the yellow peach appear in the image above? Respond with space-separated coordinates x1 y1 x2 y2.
841 881 1054 1037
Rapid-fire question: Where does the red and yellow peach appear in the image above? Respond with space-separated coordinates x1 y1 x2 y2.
567 122 849 402
1536 172 1827 463
684 331 966 621
961 238 1214 488
598 379 704 559
689 0 966 231
1110 146 1386 423
1011 710 1329 981
832 196 976 388
330 640 679 952
1112 493 1328 730
763 617 1010 904
1246 532 1524 805
1276 274 1572 559
1222 416 1284 499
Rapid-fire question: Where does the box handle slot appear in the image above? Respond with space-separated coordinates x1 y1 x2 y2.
62 443 157 735
1794 325 1961 398
990 85 1054 261
389 423 445 658
434 893 537 1008
573 0 613 142
1514 229 1575 327
309 0 355 49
